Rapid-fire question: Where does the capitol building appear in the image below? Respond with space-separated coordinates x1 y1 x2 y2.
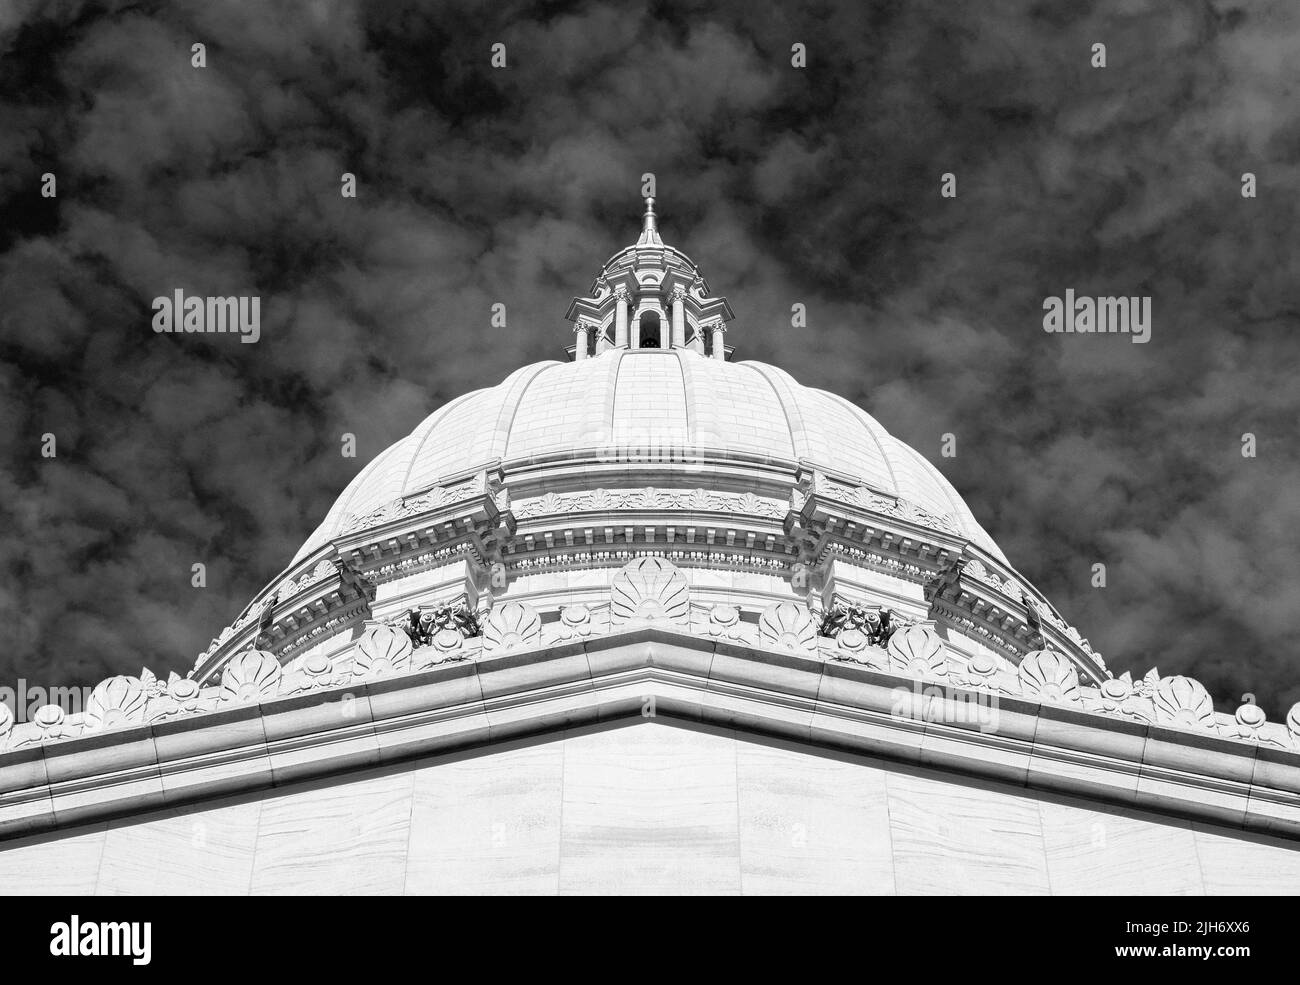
1 199 1298 894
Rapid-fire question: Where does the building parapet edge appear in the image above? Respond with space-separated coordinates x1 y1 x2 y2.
0 622 1297 844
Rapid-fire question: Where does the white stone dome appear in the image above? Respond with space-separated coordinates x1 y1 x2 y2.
296 346 1004 563
187 198 1112 696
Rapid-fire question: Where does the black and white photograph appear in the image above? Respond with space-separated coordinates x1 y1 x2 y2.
0 0 1297 929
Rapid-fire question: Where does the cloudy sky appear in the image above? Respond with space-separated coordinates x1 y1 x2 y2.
1 0 1297 714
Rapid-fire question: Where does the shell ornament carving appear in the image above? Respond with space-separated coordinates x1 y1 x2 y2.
221 649 283 703
1017 649 1080 704
483 601 542 653
354 624 414 678
1152 675 1215 730
611 557 690 626
84 675 148 730
758 601 817 653
886 626 948 679
1287 703 1300 748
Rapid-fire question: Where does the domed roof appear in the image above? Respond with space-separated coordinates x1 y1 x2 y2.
295 346 1005 563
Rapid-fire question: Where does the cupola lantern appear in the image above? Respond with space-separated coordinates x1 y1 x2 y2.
565 193 736 360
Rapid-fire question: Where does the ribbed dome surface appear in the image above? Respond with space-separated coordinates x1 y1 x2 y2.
296 348 1004 562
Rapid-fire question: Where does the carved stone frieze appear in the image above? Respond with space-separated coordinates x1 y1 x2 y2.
7 549 1300 757
339 474 489 535
808 472 961 535
514 486 786 520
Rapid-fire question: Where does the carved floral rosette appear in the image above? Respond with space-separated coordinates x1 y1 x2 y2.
1223 701 1267 741
698 603 756 645
145 674 214 723
544 603 605 644
22 705 74 747
946 651 1000 690
1096 672 1134 712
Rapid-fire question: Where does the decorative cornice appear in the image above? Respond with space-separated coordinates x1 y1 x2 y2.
7 557 1299 766
513 486 786 520
190 470 513 682
338 473 493 535
2 607 1298 843
789 467 1106 683
804 470 961 536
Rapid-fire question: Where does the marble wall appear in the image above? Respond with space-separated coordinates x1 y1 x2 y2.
1 720 1297 894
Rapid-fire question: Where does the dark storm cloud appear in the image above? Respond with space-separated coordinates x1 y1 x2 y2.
0 0 1297 713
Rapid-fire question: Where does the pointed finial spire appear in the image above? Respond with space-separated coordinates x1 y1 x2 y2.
637 195 662 246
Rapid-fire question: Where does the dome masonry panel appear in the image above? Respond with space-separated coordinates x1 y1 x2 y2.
3 193 1300 894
